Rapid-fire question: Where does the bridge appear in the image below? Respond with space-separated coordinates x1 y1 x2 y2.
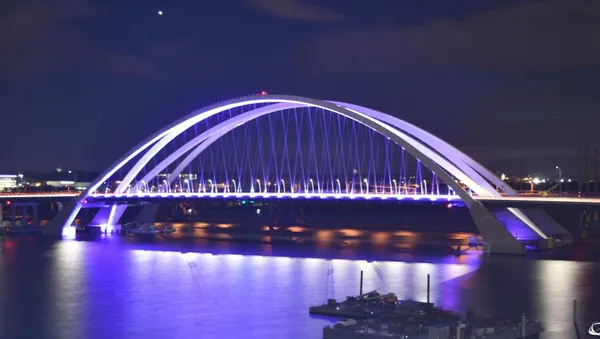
27 94 577 254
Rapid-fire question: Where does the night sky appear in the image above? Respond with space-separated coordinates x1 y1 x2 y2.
1 0 599 177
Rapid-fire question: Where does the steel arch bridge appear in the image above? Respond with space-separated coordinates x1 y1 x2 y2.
45 94 569 254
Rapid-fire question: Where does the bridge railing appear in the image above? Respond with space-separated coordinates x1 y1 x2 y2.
515 190 600 198
0 191 81 197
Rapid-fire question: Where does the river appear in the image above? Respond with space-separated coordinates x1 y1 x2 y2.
1 235 599 339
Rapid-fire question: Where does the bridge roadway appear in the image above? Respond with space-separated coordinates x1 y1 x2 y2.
2 192 600 206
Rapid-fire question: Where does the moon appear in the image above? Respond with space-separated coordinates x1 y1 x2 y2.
157 10 163 15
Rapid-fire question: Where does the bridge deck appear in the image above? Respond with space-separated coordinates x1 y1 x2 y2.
1 192 600 206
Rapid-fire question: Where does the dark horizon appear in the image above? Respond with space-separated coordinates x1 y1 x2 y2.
1 0 599 177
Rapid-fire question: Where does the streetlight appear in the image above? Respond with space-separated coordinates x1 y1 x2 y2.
67 170 77 191
139 180 148 193
309 178 315 193
363 178 369 194
68 170 77 183
556 166 562 196
280 179 286 193
256 179 261 193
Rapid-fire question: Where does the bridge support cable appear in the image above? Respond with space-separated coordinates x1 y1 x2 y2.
127 101 488 198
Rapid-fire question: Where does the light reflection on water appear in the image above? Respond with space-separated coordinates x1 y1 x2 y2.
0 237 599 339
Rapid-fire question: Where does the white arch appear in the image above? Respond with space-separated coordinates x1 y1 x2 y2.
121 96 543 241
136 102 495 196
134 99 547 239
117 96 496 198
45 95 532 253
132 101 489 198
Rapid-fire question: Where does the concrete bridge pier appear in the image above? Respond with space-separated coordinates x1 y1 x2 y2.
87 203 160 230
90 205 113 226
134 203 160 224
43 199 81 236
469 203 526 255
7 202 39 227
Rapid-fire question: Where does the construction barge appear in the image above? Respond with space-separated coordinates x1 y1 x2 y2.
310 273 542 339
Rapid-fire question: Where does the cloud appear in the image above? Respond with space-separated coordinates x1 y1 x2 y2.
0 0 96 79
94 42 223 79
299 1 600 74
0 0 220 81
248 0 343 22
461 146 580 175
463 147 577 161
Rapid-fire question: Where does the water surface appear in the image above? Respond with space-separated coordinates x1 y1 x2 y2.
1 236 599 339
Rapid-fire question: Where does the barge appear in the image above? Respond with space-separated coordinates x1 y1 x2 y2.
311 272 542 339
323 315 542 339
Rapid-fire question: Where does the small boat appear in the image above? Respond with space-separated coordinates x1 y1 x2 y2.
128 227 162 235
121 221 174 236
121 221 155 235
